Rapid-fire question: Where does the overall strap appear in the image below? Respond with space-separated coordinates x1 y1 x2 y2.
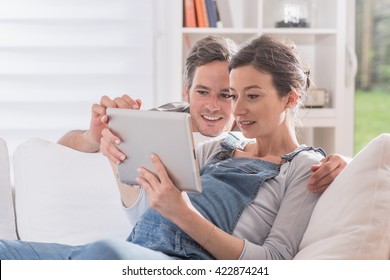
281 146 326 162
212 133 248 162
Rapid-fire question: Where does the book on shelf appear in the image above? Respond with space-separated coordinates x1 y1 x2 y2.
183 0 197 27
194 0 208 27
215 0 233 28
205 0 217 28
201 0 210 27
212 0 223 28
184 0 223 28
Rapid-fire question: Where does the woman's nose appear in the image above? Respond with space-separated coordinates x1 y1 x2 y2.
233 98 245 116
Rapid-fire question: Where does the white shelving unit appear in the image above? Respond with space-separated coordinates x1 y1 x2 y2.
173 0 356 156
0 1 356 156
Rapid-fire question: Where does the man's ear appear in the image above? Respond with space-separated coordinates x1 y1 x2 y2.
183 84 190 102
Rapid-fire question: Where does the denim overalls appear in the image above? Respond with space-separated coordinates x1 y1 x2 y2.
128 133 325 259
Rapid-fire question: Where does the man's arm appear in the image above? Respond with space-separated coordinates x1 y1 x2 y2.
57 129 100 152
308 154 351 193
57 95 141 152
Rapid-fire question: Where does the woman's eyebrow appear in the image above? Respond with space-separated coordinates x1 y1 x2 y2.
229 85 262 91
244 85 262 91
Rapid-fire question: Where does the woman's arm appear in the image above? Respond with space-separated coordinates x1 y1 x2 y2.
240 151 324 260
136 153 245 260
109 161 142 208
100 127 149 224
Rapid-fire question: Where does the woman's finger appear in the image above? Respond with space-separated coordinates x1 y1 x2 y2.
100 128 126 164
149 153 171 185
137 167 160 187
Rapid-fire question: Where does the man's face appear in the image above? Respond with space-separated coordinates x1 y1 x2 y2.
185 61 234 137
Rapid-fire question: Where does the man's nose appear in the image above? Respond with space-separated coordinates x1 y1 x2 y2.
207 94 220 110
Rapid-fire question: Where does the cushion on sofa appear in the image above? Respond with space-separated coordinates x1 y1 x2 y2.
295 133 390 259
13 138 131 245
0 138 17 240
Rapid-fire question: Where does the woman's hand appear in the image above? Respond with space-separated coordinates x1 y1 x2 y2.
100 127 127 165
136 153 194 220
137 154 245 260
99 95 143 164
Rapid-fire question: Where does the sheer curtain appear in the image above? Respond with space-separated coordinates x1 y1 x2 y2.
0 0 157 155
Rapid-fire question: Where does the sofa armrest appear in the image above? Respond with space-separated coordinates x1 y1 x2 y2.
0 138 17 240
13 138 131 245
295 134 390 259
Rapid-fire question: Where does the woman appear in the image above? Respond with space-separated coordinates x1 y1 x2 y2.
0 34 325 260
124 34 325 260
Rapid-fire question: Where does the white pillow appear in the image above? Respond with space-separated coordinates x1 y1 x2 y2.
295 134 390 259
0 138 17 240
13 138 131 245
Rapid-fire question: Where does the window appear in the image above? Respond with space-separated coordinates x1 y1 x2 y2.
355 0 390 154
0 0 156 155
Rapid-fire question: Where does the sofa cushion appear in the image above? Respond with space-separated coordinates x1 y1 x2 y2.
295 133 390 259
13 138 131 245
0 138 17 240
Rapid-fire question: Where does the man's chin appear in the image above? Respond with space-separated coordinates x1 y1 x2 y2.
197 127 224 138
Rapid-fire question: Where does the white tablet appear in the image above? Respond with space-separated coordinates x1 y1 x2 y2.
106 108 202 193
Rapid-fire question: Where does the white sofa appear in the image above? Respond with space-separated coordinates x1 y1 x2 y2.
0 138 131 246
0 134 389 259
0 138 17 240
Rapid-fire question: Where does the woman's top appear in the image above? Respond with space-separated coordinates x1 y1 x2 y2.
123 133 325 259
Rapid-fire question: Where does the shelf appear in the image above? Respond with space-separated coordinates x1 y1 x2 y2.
301 108 336 117
181 28 259 34
261 28 338 35
299 108 337 128
181 28 338 36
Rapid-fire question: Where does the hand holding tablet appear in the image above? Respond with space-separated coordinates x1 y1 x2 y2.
106 108 202 193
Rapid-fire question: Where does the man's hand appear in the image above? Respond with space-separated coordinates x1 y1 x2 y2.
308 154 348 193
58 94 142 152
87 95 142 147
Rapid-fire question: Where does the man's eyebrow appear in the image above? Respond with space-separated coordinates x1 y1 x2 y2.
194 84 230 92
193 85 210 90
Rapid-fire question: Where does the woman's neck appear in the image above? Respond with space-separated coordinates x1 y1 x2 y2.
239 130 299 161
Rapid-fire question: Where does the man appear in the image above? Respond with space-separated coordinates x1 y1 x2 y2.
58 36 347 198
58 36 236 150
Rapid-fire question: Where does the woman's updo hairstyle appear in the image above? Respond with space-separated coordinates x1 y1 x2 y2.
229 34 311 110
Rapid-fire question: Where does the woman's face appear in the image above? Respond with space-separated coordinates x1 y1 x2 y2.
229 65 290 139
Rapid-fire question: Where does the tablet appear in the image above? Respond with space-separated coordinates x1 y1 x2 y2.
106 108 202 193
